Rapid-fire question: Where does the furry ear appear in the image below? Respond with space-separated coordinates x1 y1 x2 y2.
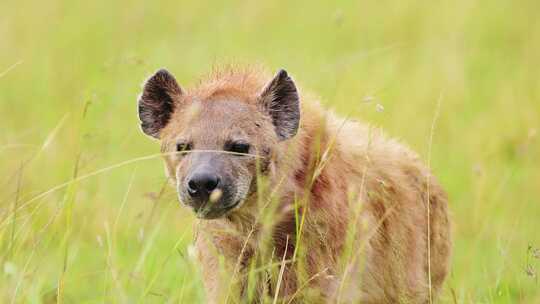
138 69 183 138
259 69 300 140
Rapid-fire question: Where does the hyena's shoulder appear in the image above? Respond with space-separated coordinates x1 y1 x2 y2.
316 113 451 302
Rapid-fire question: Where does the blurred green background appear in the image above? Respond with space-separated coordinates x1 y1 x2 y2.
1 0 539 303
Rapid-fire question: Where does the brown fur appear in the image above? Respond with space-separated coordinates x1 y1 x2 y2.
142 66 451 303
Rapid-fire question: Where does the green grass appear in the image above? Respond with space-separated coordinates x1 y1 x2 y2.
1 0 539 302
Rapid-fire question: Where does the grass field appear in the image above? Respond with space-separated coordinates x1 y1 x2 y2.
1 0 539 303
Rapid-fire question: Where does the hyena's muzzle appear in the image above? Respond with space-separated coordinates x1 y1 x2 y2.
177 152 247 219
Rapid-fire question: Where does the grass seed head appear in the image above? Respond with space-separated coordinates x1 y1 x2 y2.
209 188 223 203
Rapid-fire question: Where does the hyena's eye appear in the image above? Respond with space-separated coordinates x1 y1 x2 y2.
176 142 192 153
226 141 250 155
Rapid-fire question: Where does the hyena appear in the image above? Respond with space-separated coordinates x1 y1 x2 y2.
137 66 451 303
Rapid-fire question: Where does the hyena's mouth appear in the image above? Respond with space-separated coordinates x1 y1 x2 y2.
194 199 242 219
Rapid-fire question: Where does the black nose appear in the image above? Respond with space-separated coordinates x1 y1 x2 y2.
187 171 220 197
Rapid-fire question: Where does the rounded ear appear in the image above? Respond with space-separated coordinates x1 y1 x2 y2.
138 69 183 139
259 69 300 141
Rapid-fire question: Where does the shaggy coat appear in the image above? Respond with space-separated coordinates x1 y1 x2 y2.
138 66 451 303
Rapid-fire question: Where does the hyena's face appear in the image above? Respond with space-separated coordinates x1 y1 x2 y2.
161 100 274 219
137 69 300 219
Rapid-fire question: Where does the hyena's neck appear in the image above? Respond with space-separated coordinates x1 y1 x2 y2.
216 114 332 259
218 185 300 260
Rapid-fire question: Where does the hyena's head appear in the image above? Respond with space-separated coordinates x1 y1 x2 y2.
137 68 300 219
